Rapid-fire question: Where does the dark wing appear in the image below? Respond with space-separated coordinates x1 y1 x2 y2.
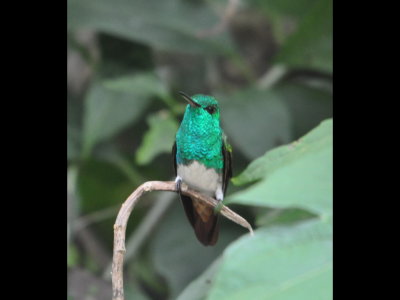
172 142 177 175
222 140 233 195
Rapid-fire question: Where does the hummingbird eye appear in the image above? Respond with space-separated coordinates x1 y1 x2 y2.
205 105 216 115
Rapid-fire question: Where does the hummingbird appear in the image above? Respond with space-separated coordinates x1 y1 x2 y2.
173 91 232 246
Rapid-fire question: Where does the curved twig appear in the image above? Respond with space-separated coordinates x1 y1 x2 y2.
111 181 253 300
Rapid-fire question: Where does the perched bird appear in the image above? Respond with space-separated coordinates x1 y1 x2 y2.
173 92 232 246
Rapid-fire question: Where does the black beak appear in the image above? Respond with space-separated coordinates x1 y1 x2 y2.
179 91 200 108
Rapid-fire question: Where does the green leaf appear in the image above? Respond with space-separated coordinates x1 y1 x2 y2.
77 159 138 247
207 219 332 300
135 111 178 165
274 0 332 73
77 159 134 213
232 119 331 184
68 0 235 55
229 119 332 216
150 203 244 299
177 258 222 300
124 281 150 300
93 144 145 184
218 83 332 162
130 253 168 298
82 73 164 156
256 207 318 227
103 72 168 98
276 83 332 140
124 260 149 300
218 88 292 160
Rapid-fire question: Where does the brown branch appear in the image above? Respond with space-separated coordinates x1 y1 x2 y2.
111 181 253 300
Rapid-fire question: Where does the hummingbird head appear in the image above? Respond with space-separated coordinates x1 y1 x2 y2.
179 92 220 126
176 91 223 165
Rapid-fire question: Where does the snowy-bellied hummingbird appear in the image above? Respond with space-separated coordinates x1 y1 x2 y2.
173 92 232 246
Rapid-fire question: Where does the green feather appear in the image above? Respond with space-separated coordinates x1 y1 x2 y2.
176 94 223 171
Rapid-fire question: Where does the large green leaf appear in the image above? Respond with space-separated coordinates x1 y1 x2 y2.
76 158 139 246
228 119 332 216
218 88 292 160
103 72 167 98
92 143 145 184
177 258 222 300
135 111 178 165
206 219 332 300
276 83 332 140
255 207 317 228
68 0 235 55
274 0 332 73
150 203 244 299
82 73 165 156
218 83 332 161
124 281 150 300
77 159 134 212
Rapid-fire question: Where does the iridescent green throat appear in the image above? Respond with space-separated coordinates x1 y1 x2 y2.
176 94 223 171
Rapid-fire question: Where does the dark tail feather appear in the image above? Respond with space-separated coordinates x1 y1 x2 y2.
180 194 219 246
180 194 196 228
194 214 219 246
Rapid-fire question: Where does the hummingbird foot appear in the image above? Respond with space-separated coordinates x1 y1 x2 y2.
215 186 224 202
214 201 224 215
175 176 182 194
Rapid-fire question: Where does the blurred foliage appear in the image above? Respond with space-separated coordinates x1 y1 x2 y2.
136 111 179 165
68 0 332 299
229 119 332 216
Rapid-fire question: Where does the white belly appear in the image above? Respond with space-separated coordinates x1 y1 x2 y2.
177 161 222 197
